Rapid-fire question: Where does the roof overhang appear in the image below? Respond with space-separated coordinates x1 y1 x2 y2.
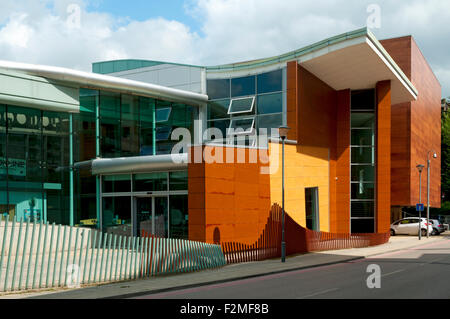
91 153 188 175
206 28 417 105
298 29 417 104
0 60 208 107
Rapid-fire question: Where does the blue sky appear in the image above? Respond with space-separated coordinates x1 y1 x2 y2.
87 0 202 32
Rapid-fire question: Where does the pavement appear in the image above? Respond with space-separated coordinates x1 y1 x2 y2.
1 232 448 299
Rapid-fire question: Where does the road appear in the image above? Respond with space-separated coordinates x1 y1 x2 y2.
134 237 450 299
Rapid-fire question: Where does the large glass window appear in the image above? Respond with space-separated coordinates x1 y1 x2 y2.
350 89 375 233
206 69 284 144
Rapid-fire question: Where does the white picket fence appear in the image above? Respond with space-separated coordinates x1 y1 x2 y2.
0 215 226 293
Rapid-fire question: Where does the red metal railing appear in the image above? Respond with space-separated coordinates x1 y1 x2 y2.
221 203 390 264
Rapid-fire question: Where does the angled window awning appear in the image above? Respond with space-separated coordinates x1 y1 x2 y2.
228 117 255 135
228 96 255 114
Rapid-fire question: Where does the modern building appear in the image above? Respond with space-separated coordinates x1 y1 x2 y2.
0 27 441 245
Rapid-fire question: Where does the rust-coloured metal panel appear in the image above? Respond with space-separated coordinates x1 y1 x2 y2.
297 65 341 232
188 145 272 245
335 89 351 233
381 36 441 208
286 61 298 141
376 80 392 233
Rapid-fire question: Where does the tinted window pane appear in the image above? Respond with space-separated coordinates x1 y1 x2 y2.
257 93 282 114
102 174 131 193
351 113 375 128
351 165 375 182
208 99 229 120
351 218 374 233
121 95 139 157
134 172 168 192
257 113 283 132
207 119 230 141
139 97 155 156
169 171 188 191
257 69 282 94
351 183 375 199
351 202 375 218
100 92 121 158
231 76 255 97
351 90 375 110
207 79 230 100
351 147 375 164
351 129 374 146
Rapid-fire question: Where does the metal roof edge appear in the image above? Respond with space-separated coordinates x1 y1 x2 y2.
205 27 369 72
366 29 418 98
0 60 208 106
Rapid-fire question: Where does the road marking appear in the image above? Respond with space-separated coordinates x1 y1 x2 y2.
381 269 405 277
297 288 339 299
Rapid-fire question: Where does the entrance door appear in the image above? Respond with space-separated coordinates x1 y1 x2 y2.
305 187 319 231
134 196 168 238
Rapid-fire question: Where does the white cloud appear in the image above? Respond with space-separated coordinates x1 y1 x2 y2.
0 13 34 48
0 0 449 96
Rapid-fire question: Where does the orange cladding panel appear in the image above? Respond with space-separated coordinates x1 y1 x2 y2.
376 80 391 233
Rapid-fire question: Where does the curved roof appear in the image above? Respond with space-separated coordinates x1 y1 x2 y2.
0 60 208 107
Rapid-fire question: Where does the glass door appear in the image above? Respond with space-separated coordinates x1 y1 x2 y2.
134 196 168 238
135 196 153 237
154 196 168 238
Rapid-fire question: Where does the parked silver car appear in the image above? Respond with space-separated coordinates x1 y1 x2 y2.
430 219 445 235
390 217 433 236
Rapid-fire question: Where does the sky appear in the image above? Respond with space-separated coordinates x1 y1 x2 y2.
0 0 449 97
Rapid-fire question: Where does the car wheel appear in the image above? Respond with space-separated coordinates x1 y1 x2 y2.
421 229 427 236
390 229 395 236
432 229 438 236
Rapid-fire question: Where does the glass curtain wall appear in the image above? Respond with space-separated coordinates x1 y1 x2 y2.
350 89 376 233
0 105 71 223
101 170 188 239
206 69 284 145
99 92 194 157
